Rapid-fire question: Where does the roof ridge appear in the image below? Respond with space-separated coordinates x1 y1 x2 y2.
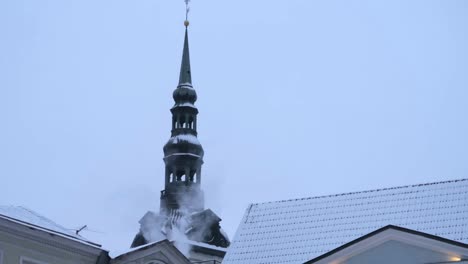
253 178 468 206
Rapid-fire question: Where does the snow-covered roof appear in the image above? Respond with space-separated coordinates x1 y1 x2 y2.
111 239 166 258
223 178 468 264
0 205 101 248
185 239 228 253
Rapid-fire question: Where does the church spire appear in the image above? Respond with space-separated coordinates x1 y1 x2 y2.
178 27 192 85
178 0 192 85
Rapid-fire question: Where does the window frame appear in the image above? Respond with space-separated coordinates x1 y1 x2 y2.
19 256 49 264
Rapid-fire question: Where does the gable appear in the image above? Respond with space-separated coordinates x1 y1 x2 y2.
111 240 190 264
132 251 175 264
309 226 468 264
223 179 468 264
345 240 463 264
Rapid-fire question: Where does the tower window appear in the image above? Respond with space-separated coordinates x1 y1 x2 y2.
176 171 186 182
188 116 194 129
188 170 196 182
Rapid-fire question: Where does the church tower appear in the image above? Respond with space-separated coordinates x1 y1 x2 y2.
160 23 205 214
131 9 230 253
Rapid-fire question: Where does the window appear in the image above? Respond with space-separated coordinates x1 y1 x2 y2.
0 249 3 264
20 256 49 264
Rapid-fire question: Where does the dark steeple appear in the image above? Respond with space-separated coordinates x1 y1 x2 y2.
131 10 230 250
160 21 204 214
179 28 192 85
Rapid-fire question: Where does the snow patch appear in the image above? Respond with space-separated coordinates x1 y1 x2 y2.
168 134 201 145
165 153 201 159
173 102 197 108
178 82 194 89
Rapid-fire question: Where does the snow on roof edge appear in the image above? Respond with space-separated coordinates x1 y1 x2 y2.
183 239 228 252
250 178 468 206
229 203 254 246
0 207 103 250
111 239 168 258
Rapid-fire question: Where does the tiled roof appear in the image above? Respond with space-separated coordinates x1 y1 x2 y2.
223 179 468 264
0 205 101 248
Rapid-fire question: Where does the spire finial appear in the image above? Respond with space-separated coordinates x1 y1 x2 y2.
178 5 192 86
184 0 190 27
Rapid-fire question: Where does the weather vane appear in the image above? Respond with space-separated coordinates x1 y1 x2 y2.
184 0 190 27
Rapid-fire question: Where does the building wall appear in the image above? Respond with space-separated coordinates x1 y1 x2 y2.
345 240 461 264
0 228 101 264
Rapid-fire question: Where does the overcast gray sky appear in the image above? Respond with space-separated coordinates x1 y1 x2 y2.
1 0 467 254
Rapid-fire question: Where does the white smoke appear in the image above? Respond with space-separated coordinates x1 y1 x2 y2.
168 217 191 256
139 211 166 242
165 200 194 256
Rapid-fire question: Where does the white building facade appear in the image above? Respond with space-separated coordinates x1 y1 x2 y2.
0 206 109 264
